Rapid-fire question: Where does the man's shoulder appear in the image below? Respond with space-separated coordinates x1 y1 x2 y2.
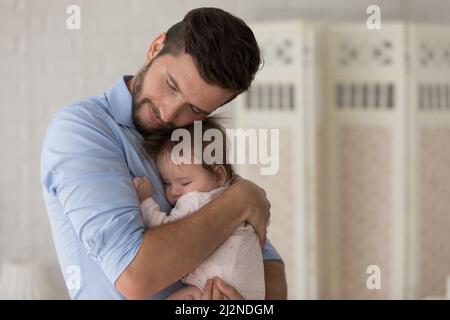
51 95 111 126
42 95 118 149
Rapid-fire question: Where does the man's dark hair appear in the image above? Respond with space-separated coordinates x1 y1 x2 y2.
157 7 261 97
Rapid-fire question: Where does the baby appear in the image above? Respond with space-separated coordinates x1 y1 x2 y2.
133 118 265 300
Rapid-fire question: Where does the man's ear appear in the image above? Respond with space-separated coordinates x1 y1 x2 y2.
213 165 228 186
146 33 167 62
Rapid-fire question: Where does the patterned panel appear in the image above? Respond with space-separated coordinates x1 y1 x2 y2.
419 41 450 68
335 82 395 110
238 129 295 298
418 129 450 298
245 83 296 111
418 83 450 111
339 128 392 299
259 37 295 67
338 39 393 67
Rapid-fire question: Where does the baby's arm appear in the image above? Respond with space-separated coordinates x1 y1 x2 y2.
133 176 175 227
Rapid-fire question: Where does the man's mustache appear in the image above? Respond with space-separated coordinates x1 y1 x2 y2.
139 98 174 129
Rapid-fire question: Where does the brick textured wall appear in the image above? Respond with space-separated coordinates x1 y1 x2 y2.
1 0 449 299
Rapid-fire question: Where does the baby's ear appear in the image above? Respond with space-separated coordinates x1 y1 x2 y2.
213 165 227 186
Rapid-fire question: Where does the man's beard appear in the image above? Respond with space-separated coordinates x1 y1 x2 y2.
130 60 172 137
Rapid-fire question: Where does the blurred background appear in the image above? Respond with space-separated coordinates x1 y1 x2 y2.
0 0 449 299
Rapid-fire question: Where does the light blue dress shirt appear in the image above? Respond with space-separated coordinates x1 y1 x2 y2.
41 76 283 299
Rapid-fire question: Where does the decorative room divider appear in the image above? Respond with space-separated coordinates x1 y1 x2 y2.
234 20 450 299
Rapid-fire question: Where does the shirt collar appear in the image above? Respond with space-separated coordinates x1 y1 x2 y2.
105 75 135 128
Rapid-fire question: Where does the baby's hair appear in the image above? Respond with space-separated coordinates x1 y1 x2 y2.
142 117 234 181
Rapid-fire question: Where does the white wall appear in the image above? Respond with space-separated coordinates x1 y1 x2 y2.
1 0 449 299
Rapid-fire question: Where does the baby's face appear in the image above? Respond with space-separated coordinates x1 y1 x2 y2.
156 151 221 206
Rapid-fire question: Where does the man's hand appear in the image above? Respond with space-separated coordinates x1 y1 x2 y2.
165 286 202 300
230 175 271 248
201 277 244 300
133 176 154 202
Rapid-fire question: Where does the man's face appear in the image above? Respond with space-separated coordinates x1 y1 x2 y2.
131 52 234 136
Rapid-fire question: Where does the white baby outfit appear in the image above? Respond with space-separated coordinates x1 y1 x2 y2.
140 186 265 300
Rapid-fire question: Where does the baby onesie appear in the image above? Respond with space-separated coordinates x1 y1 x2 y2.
140 186 265 300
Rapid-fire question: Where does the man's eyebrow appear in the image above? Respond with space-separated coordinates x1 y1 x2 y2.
167 72 210 116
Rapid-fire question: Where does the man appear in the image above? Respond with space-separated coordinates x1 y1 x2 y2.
41 7 287 300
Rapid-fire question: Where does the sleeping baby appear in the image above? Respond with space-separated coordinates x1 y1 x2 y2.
132 118 265 300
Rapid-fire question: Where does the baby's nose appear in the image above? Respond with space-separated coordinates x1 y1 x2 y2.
171 185 182 196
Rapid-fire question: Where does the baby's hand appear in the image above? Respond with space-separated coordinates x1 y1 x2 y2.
133 176 154 202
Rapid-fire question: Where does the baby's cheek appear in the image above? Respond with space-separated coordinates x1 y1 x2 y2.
183 185 196 194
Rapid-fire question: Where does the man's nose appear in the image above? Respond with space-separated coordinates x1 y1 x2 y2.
160 97 184 124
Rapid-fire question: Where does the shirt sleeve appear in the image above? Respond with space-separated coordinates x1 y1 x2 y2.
262 238 284 264
41 105 145 285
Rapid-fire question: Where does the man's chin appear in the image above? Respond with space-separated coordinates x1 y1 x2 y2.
132 118 153 136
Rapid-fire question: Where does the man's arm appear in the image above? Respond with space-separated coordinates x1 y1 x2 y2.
116 178 270 299
264 260 287 300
